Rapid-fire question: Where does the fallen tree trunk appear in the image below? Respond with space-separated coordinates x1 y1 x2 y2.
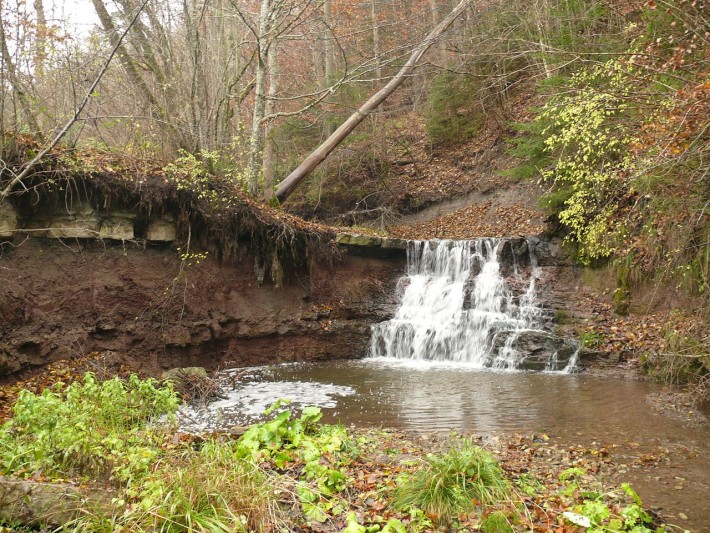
274 0 472 203
0 476 117 527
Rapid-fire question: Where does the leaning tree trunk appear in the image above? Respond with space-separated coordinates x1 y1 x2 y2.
274 0 472 203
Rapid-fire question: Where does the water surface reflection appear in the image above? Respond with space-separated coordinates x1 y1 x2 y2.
180 360 709 531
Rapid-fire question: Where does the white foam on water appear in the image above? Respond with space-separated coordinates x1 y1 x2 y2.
178 380 355 433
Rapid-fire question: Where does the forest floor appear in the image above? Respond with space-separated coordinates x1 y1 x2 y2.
381 111 548 240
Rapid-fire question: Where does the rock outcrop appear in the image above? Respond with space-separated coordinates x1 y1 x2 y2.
0 476 116 527
493 330 578 371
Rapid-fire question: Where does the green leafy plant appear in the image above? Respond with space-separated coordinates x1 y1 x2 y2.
559 473 662 532
234 401 353 524
0 373 178 482
481 510 514 533
341 512 408 533
536 60 639 263
515 473 545 496
163 148 249 210
0 373 284 532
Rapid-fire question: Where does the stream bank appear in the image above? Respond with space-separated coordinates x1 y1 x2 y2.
0 166 407 378
0 237 403 378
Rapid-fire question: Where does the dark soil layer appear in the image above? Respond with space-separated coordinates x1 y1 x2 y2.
0 238 403 378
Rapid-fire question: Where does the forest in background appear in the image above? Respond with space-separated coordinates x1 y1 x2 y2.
0 0 708 394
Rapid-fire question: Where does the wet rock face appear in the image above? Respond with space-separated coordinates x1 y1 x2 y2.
493 330 578 371
498 236 571 269
0 202 18 238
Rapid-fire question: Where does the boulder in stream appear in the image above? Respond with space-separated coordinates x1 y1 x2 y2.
493 330 578 371
161 366 209 381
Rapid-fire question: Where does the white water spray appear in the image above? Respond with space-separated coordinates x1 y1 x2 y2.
370 239 575 370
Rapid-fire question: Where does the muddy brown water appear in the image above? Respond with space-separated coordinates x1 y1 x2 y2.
180 359 709 532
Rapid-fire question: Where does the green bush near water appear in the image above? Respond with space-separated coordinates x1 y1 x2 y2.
0 373 179 482
393 438 511 523
0 373 668 532
0 374 275 532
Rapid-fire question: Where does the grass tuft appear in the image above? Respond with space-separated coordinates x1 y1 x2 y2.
393 438 510 523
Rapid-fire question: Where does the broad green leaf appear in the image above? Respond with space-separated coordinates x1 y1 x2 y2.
303 501 329 523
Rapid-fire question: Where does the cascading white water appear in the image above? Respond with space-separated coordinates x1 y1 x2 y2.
370 238 574 370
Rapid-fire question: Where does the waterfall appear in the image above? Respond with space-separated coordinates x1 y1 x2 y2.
369 239 576 371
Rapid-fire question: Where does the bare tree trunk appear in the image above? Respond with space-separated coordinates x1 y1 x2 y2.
144 2 174 69
247 0 274 195
182 0 208 151
534 0 552 78
429 0 439 24
322 0 336 137
371 0 382 80
0 32 4 141
90 0 178 145
0 13 40 135
33 0 47 79
324 0 335 85
263 39 279 200
115 0 168 86
274 0 471 203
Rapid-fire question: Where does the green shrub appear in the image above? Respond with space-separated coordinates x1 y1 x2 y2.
0 373 178 482
234 401 354 524
393 439 510 523
123 441 275 533
0 374 286 531
562 483 661 532
481 510 514 533
504 116 554 181
579 331 604 350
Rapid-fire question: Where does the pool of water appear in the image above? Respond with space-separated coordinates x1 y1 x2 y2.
179 359 709 531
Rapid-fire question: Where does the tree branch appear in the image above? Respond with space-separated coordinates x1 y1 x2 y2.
0 0 150 201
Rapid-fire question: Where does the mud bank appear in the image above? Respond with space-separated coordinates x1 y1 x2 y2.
0 237 403 377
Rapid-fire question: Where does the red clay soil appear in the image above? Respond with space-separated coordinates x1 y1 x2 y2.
0 238 403 379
